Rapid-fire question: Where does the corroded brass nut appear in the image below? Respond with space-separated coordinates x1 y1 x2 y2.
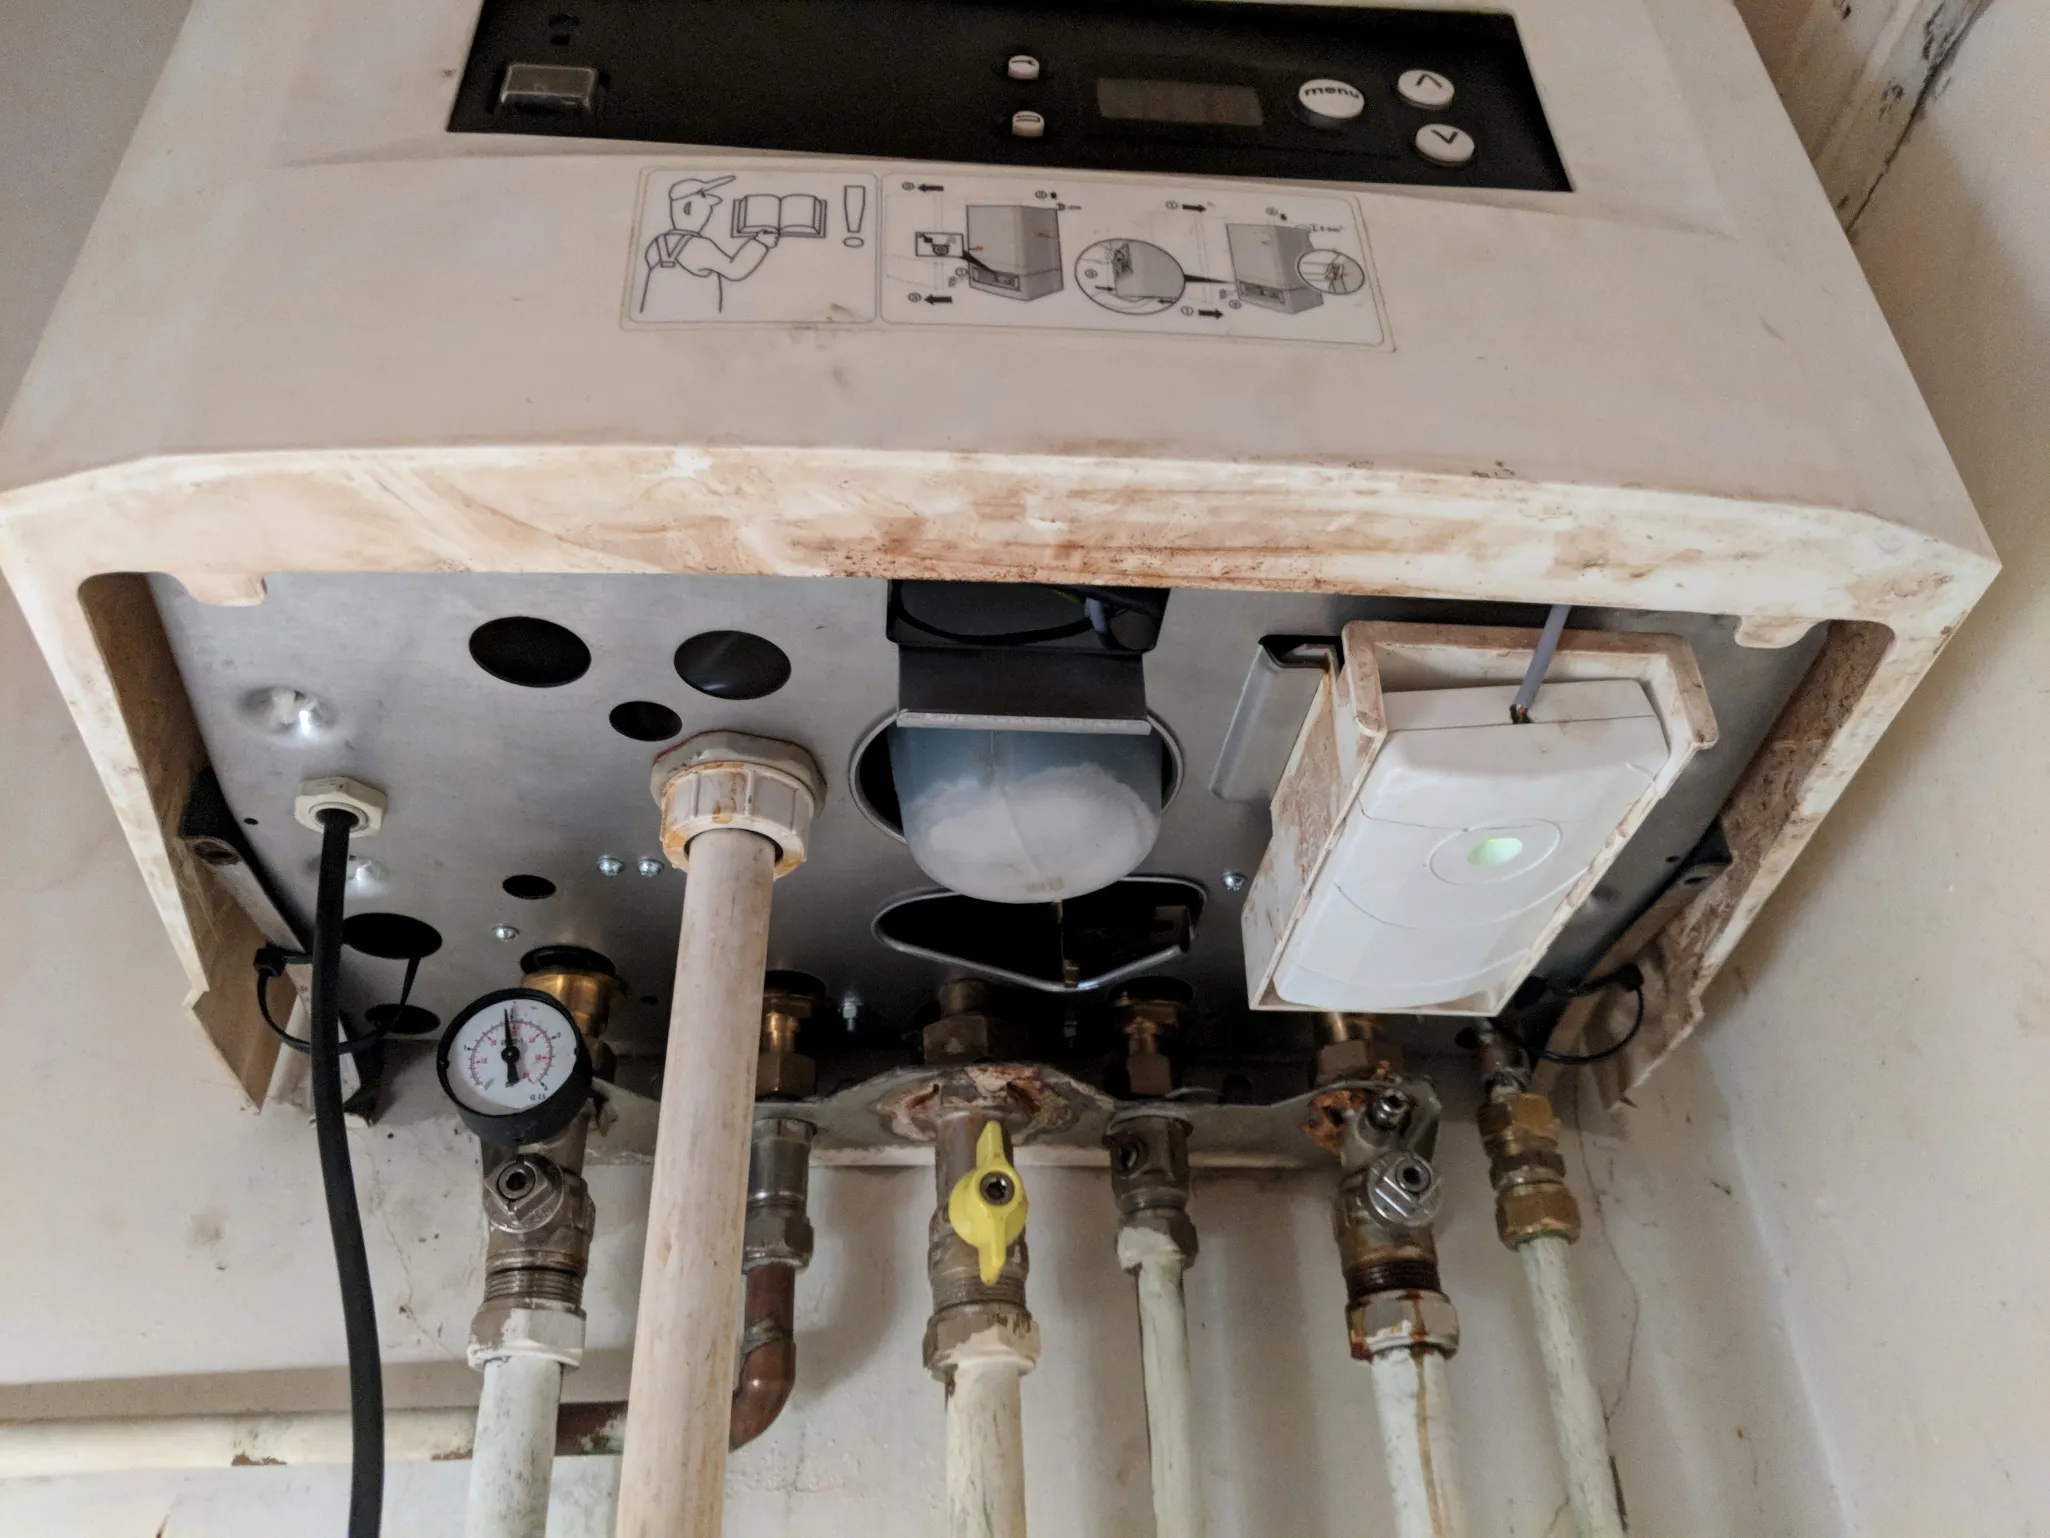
921 1012 1026 1064
1314 1039 1379 1087
756 1049 816 1100
1346 1289 1460 1361
1497 1182 1582 1247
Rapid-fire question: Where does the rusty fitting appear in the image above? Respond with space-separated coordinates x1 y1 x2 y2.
522 947 625 1081
1328 1073 1458 1361
758 971 820 1100
1107 1109 1197 1267
923 1102 1036 1378
1112 978 1193 1100
470 1111 596 1367
1477 1089 1581 1247
921 978 1029 1066
1313 1011 1403 1088
732 1114 814 1450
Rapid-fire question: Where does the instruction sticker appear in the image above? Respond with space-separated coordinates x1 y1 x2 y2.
878 173 1386 347
624 168 879 325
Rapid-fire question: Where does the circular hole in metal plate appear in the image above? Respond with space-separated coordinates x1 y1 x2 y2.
365 1002 440 1036
673 629 791 700
468 616 592 688
608 699 683 742
342 912 444 961
501 874 557 901
847 713 1184 840
520 944 617 977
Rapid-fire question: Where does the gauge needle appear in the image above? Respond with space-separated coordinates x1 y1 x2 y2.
500 1010 523 1087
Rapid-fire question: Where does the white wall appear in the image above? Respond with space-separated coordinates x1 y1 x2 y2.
1699 0 2050 1530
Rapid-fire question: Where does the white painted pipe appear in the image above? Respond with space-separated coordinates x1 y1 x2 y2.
465 1355 565 1538
1519 1235 1625 1538
1367 1348 1469 1538
0 1408 480 1476
615 827 780 1538
946 1353 1030 1538
1131 1250 1204 1538
0 1403 627 1478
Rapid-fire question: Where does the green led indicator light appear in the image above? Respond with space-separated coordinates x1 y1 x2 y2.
1468 835 1524 867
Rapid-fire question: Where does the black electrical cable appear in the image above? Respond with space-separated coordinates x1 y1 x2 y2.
308 807 384 1538
254 950 387 1057
1501 963 1646 1066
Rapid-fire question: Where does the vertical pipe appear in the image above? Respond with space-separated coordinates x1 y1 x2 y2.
464 1354 563 1538
1367 1348 1469 1538
947 1352 1030 1538
1132 1252 1203 1538
614 827 779 1538
1519 1235 1625 1538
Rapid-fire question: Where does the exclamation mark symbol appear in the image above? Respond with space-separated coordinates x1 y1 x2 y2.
843 184 868 248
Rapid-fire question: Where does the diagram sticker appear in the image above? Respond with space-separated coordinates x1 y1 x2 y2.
879 174 1386 347
624 169 878 325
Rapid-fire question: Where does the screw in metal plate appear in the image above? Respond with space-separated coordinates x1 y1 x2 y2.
1222 870 1248 892
841 995 861 1034
596 854 625 876
491 923 520 942
636 857 664 878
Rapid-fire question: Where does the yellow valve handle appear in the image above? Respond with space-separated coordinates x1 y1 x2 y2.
947 1121 1029 1285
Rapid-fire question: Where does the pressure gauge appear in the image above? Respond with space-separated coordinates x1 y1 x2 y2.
436 987 593 1146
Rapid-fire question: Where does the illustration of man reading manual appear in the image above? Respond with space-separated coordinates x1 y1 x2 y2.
637 175 827 317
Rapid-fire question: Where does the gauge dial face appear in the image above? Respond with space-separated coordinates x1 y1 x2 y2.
442 992 580 1117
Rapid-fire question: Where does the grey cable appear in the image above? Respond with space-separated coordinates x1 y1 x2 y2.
1510 605 1571 724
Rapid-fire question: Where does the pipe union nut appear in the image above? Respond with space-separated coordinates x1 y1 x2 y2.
1477 1092 1562 1153
1347 1289 1460 1361
467 1301 587 1369
756 1048 817 1100
744 1206 816 1270
1497 1182 1582 1247
924 1308 1041 1381
650 731 824 876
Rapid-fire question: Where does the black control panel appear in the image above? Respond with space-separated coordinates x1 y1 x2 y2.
449 0 1569 191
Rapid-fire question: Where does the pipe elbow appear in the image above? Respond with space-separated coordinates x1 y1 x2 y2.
730 1263 797 1450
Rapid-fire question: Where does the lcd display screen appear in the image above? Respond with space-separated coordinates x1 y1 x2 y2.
1096 78 1264 128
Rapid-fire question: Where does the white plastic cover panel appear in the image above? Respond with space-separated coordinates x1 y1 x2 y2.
1272 681 1667 1010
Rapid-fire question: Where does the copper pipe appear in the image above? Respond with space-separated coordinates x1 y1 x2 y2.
729 1264 797 1450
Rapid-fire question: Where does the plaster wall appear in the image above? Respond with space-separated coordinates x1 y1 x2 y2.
1701 0 2050 1529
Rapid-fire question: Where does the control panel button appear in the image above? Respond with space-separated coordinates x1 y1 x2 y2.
1007 54 1042 81
1296 77 1366 126
1414 122 1475 167
1011 109 1046 138
1397 68 1455 109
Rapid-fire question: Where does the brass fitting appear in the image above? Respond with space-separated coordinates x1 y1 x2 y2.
1113 979 1193 1099
757 971 819 1100
522 950 625 1081
1313 1011 1403 1087
1477 1090 1582 1246
921 978 1028 1065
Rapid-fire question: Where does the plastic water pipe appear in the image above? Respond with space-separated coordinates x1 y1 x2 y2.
1366 1345 1470 1538
615 733 823 1538
1520 1235 1624 1538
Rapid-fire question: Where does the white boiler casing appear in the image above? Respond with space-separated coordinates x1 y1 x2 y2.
0 0 1995 1100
